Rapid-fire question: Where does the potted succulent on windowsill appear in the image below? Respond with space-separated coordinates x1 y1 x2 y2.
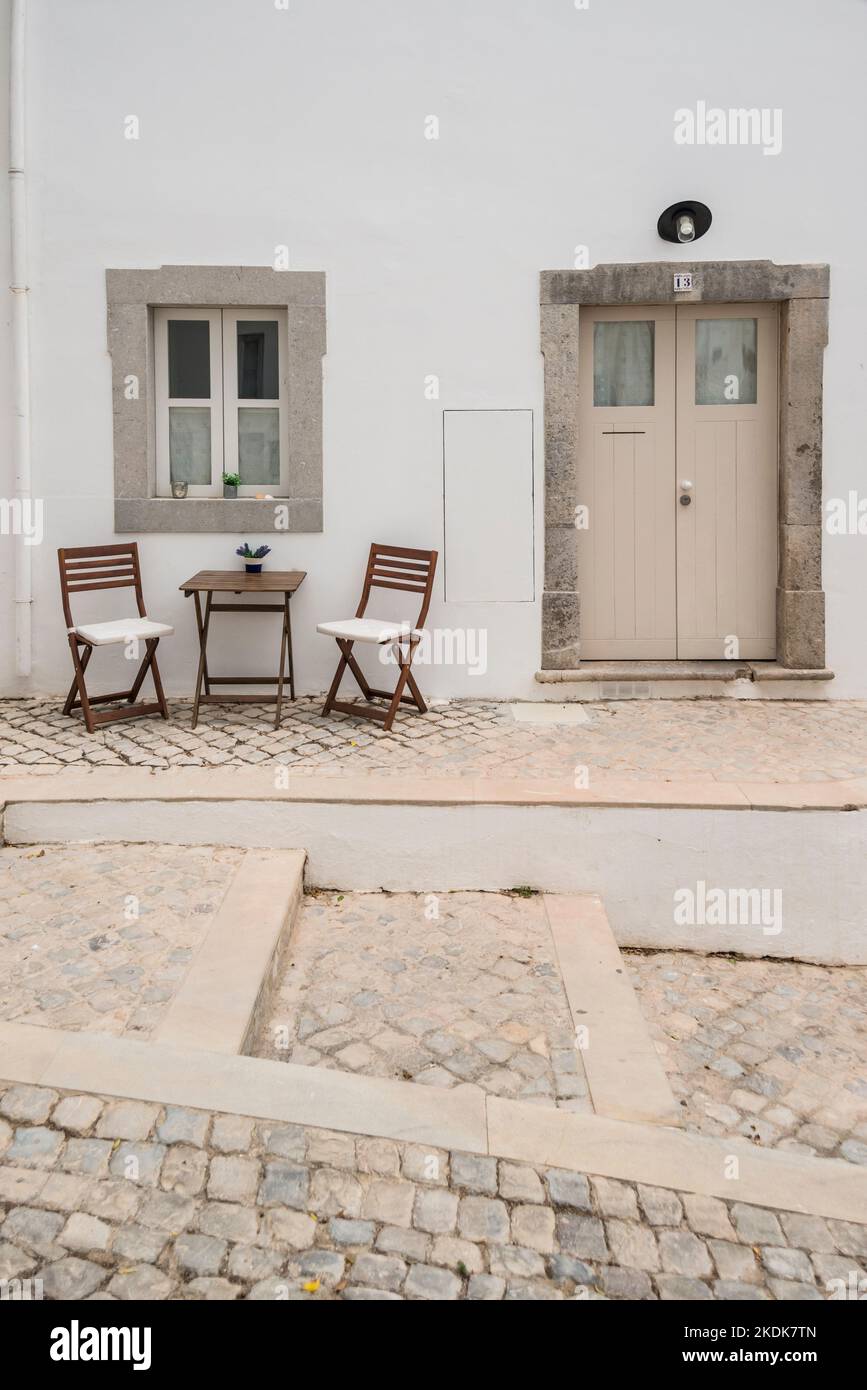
222 472 241 499
236 542 271 574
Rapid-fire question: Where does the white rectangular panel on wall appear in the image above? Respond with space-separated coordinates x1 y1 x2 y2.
443 409 534 602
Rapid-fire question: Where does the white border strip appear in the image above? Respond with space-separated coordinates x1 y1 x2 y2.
154 849 305 1055
2 1021 866 1223
544 894 680 1125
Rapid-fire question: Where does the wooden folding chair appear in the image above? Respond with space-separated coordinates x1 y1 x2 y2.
58 542 173 734
318 543 438 732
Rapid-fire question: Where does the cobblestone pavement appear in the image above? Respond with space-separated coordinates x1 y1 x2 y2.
256 892 588 1111
1 1082 864 1301
0 846 240 1039
2 697 867 783
628 951 867 1166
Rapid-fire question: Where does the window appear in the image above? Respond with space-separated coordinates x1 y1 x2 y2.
107 265 325 532
593 321 655 406
695 318 758 405
154 307 289 496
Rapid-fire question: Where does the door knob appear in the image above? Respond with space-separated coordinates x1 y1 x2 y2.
680 480 693 491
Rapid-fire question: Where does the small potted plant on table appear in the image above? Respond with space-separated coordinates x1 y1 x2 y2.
222 472 241 499
236 542 271 574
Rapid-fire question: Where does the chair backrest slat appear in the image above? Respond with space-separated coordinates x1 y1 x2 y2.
369 577 428 595
65 556 136 572
372 557 431 573
64 577 138 594
66 565 136 581
58 543 146 629
357 543 438 628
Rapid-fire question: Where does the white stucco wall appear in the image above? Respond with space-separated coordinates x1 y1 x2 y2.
3 0 867 698
0 1 13 690
6 798 864 965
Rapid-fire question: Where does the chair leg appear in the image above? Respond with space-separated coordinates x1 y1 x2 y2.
63 636 169 733
324 636 428 732
148 642 170 720
322 639 373 716
63 643 92 715
382 639 421 732
343 642 373 701
126 640 154 702
404 665 427 714
125 639 168 719
322 646 350 715
66 640 97 735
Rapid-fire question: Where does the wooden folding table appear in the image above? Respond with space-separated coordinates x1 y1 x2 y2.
179 569 306 729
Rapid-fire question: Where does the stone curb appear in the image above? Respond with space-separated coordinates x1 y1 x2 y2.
153 849 305 1056
544 895 680 1126
2 1020 866 1225
2 766 867 811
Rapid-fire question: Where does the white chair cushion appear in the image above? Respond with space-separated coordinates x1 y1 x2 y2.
74 617 174 647
317 617 421 644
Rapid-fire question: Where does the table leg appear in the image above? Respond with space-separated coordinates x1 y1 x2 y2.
274 593 290 730
193 590 212 695
192 591 212 729
286 593 295 702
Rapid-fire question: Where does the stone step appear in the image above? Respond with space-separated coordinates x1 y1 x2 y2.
153 848 305 1056
544 894 680 1127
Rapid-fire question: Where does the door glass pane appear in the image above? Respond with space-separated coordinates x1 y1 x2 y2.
593 321 654 406
168 320 210 398
237 320 279 399
169 407 211 484
695 318 757 405
238 408 280 484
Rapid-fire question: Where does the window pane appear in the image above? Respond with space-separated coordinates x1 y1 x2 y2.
593 321 654 406
695 319 757 405
168 320 210 398
238 408 280 484
169 407 211 484
237 320 279 399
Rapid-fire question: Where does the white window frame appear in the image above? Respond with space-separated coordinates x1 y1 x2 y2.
154 307 289 498
154 308 223 497
221 308 289 497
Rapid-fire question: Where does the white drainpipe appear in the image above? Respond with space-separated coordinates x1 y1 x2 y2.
9 0 31 677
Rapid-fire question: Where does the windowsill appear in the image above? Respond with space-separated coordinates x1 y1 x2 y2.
115 496 323 534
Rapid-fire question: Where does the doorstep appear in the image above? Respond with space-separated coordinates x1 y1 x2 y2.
536 661 834 683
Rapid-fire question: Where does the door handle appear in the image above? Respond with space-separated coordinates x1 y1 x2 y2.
679 480 693 491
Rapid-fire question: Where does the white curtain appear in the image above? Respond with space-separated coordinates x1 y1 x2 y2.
593 321 655 407
695 319 757 405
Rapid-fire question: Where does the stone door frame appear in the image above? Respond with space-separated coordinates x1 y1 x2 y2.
540 260 829 670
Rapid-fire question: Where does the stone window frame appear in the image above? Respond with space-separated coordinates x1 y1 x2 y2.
540 260 829 670
106 266 326 533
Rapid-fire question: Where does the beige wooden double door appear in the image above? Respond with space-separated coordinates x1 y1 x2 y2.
578 303 778 659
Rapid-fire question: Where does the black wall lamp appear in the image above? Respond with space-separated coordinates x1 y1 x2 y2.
657 200 712 244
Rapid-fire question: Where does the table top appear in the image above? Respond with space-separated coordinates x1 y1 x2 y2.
180 569 306 594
